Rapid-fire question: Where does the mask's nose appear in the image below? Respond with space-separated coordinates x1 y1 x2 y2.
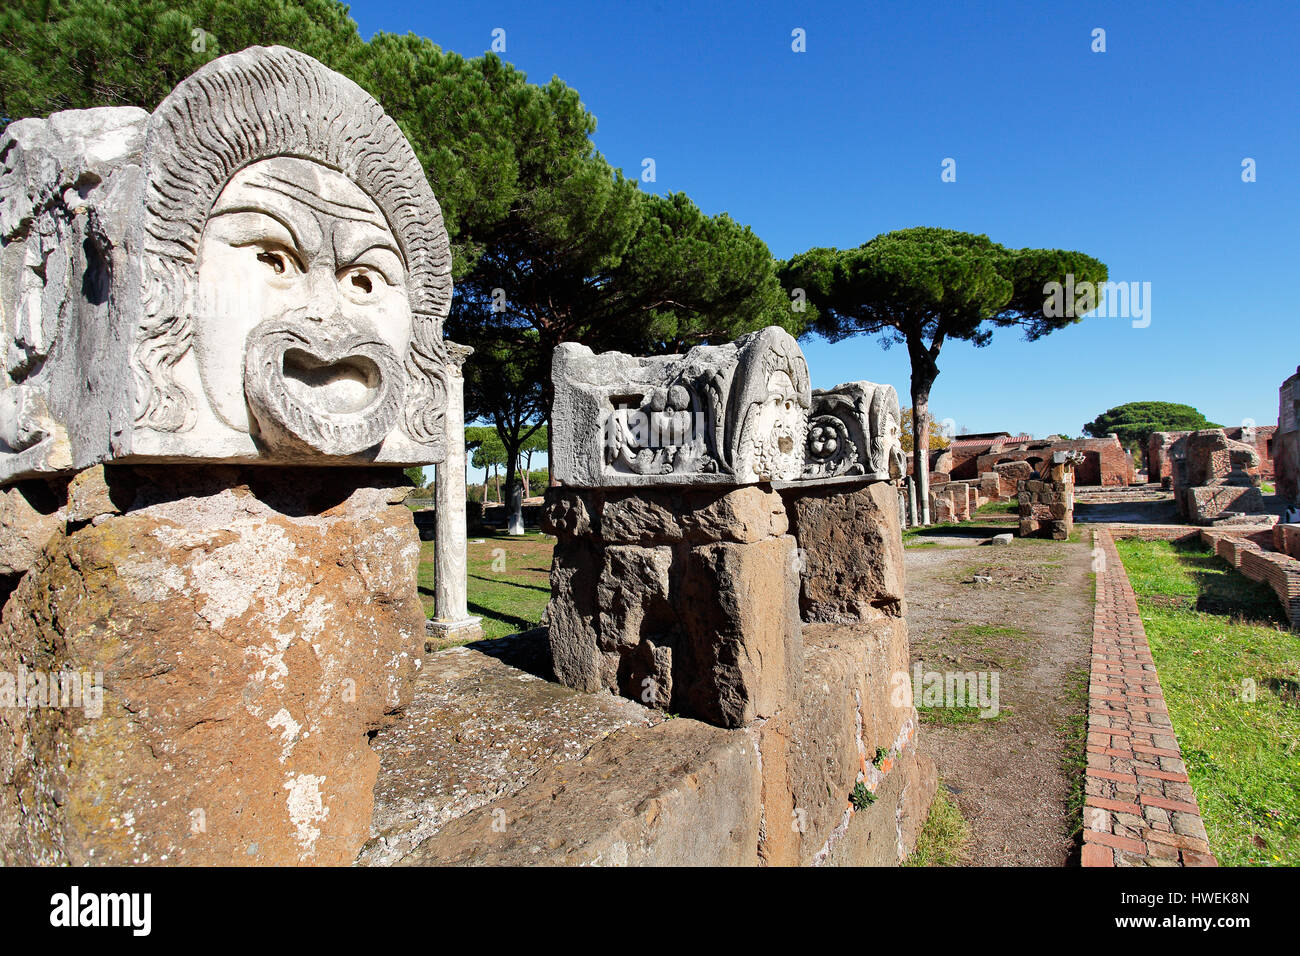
301 270 343 324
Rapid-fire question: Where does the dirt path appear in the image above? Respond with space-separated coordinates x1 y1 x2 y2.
904 523 1093 865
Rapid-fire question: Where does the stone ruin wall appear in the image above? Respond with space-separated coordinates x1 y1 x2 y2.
1169 429 1266 525
1150 426 1276 486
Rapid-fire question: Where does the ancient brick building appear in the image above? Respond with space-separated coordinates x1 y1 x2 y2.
946 433 1031 480
975 435 1134 487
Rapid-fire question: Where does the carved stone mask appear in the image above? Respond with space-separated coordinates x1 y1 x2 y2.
744 369 804 482
196 157 410 456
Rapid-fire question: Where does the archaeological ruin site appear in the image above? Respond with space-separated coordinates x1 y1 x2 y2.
0 1 1294 899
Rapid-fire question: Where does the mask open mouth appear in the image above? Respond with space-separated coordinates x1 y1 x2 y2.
281 348 382 416
245 319 405 457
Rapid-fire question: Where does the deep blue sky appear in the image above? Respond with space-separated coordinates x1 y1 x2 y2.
351 0 1297 455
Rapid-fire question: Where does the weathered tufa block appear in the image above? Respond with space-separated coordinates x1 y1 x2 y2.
543 485 800 728
550 326 810 487
365 627 934 867
780 479 905 623
0 467 425 865
1 46 460 483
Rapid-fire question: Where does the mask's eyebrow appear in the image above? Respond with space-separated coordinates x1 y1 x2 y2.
205 204 303 254
337 229 406 273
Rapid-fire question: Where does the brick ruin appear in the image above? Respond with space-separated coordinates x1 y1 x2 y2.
911 433 1134 520
1277 366 1300 510
946 432 1030 480
1149 425 1276 487
1169 428 1266 525
976 435 1134 487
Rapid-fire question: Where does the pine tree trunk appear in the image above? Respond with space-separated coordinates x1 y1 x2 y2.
907 335 941 527
912 389 932 525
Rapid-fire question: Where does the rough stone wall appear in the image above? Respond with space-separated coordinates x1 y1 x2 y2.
542 485 800 729
528 475 937 864
367 625 936 867
0 465 424 865
993 460 1034 499
1152 426 1273 486
1018 473 1075 539
1170 428 1266 524
386 475 937 866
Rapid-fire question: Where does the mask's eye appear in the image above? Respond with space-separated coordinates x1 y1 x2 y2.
256 248 298 275
341 266 384 299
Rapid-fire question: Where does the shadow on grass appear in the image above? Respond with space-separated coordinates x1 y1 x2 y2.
466 600 537 636
1170 541 1288 627
468 573 549 594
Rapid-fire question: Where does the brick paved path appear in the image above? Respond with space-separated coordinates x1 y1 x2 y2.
1082 529 1217 867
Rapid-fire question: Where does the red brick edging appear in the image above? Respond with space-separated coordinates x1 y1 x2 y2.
1082 529 1218 867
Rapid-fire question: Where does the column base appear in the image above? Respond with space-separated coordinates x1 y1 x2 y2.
425 616 484 649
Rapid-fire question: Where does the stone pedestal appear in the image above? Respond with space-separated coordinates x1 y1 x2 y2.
542 485 800 728
0 466 424 865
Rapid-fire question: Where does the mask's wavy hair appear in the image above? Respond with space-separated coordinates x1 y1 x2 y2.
133 45 451 449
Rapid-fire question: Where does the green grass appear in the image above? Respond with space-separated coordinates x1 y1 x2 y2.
1059 665 1091 846
902 522 962 542
1114 538 1300 866
960 623 1024 640
1018 527 1085 545
419 530 554 643
903 785 972 866
916 704 1011 727
974 500 1018 516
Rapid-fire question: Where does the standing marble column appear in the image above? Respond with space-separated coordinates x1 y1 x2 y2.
431 343 482 642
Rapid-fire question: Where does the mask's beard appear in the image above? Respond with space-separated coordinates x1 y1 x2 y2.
244 316 405 457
